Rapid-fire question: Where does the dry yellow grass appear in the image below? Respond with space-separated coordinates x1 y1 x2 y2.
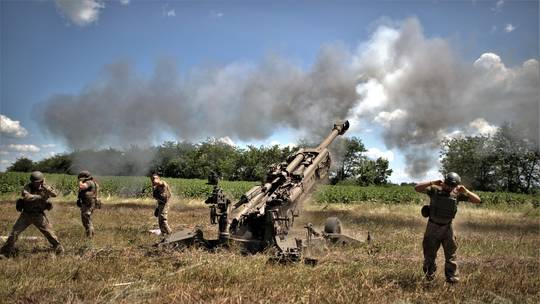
0 197 538 304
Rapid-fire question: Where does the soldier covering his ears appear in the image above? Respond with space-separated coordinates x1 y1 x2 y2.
77 170 100 238
1 171 64 256
415 172 481 283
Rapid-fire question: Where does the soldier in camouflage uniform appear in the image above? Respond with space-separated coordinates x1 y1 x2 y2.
151 173 172 235
77 170 100 238
415 172 481 283
0 171 64 256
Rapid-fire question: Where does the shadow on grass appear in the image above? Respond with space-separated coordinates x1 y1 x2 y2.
102 202 204 213
300 210 423 230
372 271 424 291
302 209 539 235
103 202 155 210
460 221 539 234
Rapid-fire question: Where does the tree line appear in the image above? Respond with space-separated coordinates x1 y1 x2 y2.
6 137 393 185
440 124 539 194
9 123 537 193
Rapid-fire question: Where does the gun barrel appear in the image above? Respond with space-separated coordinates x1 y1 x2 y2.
316 120 349 151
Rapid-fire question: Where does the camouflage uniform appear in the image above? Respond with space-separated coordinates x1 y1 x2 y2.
1 182 63 255
78 179 99 238
422 185 469 281
153 181 172 235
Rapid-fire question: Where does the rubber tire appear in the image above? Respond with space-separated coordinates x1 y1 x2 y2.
324 217 342 234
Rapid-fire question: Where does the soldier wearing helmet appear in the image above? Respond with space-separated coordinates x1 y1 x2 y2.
77 170 100 238
415 172 481 283
1 171 64 256
150 173 172 235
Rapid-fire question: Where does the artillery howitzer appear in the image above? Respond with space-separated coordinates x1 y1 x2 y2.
160 121 368 262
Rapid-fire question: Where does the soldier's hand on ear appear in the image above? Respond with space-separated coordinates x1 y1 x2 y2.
456 185 467 193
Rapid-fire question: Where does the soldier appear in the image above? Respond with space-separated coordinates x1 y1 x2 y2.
151 173 172 235
77 170 100 238
415 172 481 283
0 171 64 256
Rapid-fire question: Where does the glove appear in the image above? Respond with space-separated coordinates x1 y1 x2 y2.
44 202 53 211
76 199 82 207
154 207 159 217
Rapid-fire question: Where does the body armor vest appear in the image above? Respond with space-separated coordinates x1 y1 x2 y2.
153 183 171 203
22 183 53 213
429 190 458 224
78 180 97 205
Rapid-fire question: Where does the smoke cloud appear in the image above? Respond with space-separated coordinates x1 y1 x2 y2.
35 18 539 178
35 47 357 149
351 18 539 177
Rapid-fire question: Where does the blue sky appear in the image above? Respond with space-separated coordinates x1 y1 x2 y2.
1 0 538 182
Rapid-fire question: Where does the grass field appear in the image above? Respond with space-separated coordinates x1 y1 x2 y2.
1 195 538 303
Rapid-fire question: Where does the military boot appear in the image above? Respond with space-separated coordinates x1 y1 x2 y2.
446 276 460 284
86 228 94 238
53 244 65 255
423 264 436 281
0 244 15 258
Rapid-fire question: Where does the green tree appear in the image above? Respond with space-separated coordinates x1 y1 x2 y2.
34 154 72 174
7 157 34 172
441 136 498 191
492 124 539 193
332 137 367 183
373 157 393 185
440 124 539 193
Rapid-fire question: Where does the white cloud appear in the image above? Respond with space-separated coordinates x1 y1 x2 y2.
0 114 28 138
41 144 57 148
269 140 296 149
0 160 10 165
354 79 389 116
0 151 9 156
373 109 407 128
491 0 504 13
504 23 516 33
218 136 234 146
166 9 176 17
439 129 464 140
365 147 394 161
469 118 498 136
473 53 504 68
55 0 105 26
7 144 40 153
119 0 130 5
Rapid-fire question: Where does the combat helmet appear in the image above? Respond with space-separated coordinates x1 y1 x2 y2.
78 170 92 180
207 171 219 185
444 172 461 187
30 171 44 183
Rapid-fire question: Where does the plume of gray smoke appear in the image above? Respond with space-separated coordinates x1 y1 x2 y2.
351 18 539 177
35 17 539 178
35 46 357 150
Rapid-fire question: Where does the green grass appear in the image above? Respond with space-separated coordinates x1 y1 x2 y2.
0 196 538 303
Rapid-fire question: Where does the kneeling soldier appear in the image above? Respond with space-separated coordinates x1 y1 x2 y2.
151 173 172 235
415 172 481 283
77 170 100 238
1 171 64 256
